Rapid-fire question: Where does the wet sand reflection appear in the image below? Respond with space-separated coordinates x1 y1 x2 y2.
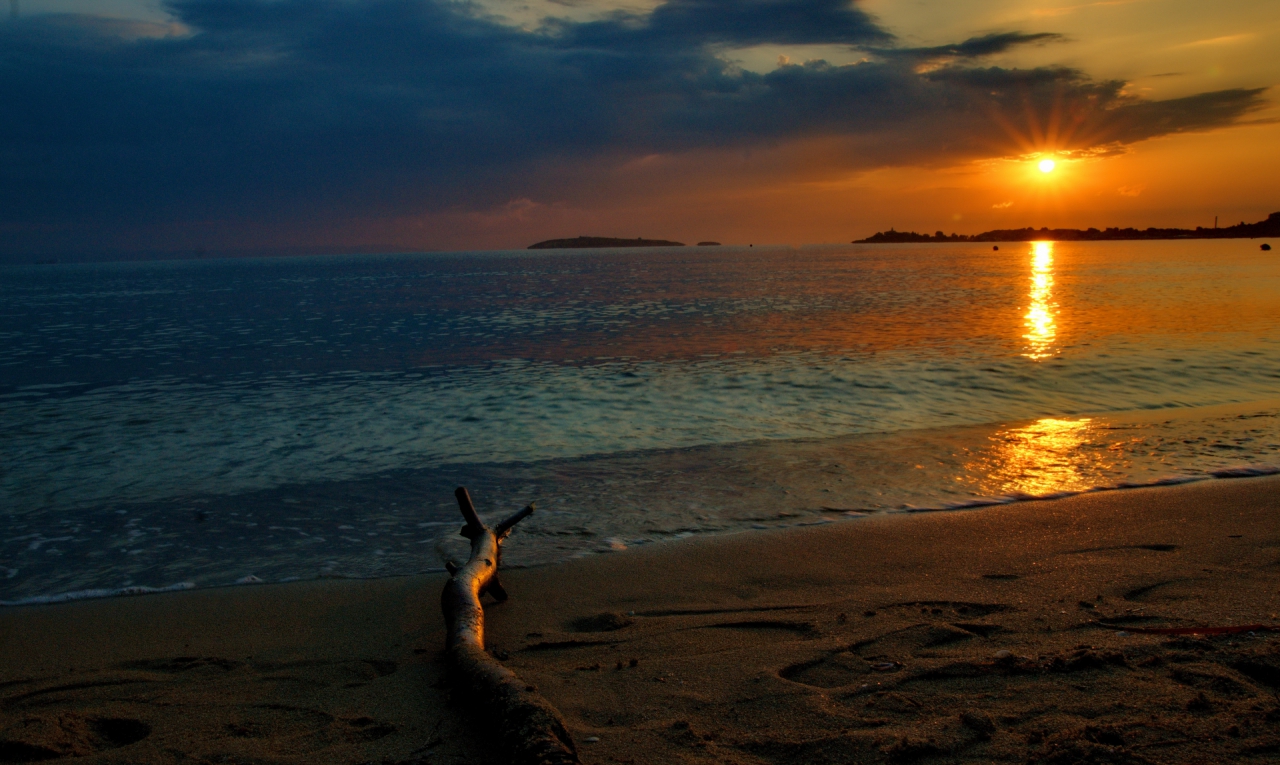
964 417 1120 496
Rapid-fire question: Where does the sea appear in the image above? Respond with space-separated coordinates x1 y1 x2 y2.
3 240 1280 605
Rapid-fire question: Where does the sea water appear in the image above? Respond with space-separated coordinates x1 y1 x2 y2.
3 241 1280 603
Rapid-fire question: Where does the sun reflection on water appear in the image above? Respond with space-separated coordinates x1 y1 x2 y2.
1023 241 1057 360
963 417 1119 497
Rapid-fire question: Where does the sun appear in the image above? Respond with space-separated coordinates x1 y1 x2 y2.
1038 159 1056 173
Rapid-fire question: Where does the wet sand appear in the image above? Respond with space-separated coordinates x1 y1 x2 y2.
3 475 1280 763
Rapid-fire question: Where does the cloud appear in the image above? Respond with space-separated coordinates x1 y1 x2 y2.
640 0 891 46
874 31 1066 61
0 0 1269 254
1172 33 1254 49
530 0 890 65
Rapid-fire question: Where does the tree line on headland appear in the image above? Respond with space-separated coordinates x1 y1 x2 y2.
855 212 1280 243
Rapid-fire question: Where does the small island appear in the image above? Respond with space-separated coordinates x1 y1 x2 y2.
528 236 684 249
855 211 1280 244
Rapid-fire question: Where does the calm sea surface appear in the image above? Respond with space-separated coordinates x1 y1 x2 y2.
3 241 1280 603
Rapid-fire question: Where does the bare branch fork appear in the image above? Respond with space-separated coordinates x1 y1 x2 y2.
440 487 581 765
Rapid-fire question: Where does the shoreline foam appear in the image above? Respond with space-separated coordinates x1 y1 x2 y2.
5 459 1278 608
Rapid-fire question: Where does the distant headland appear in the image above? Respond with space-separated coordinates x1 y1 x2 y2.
528 236 684 249
855 212 1280 244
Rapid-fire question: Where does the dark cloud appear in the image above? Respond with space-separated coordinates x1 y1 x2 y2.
0 0 1268 253
926 65 1266 156
639 0 891 46
877 31 1065 60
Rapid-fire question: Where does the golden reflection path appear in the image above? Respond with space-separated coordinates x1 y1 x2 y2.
961 417 1128 497
1023 241 1057 360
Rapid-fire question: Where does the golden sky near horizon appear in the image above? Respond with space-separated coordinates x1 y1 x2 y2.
8 0 1280 251
848 0 1280 236
359 0 1280 246
613 0 1275 235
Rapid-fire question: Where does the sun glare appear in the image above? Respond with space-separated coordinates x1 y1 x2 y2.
1024 241 1057 360
1038 159 1056 173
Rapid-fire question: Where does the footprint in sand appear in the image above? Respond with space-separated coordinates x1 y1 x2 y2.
0 714 151 761
1066 543 1180 555
884 601 1013 618
702 620 818 635
780 653 873 688
780 621 1006 690
1123 578 1203 602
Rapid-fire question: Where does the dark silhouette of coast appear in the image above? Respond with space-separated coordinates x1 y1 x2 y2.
856 211 1280 243
529 236 684 249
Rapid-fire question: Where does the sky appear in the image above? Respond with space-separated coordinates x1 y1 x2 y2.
1 0 1277 258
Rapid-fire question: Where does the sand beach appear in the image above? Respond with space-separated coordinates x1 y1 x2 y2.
4 474 1280 764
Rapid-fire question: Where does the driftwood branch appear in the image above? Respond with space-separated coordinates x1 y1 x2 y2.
441 487 580 765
